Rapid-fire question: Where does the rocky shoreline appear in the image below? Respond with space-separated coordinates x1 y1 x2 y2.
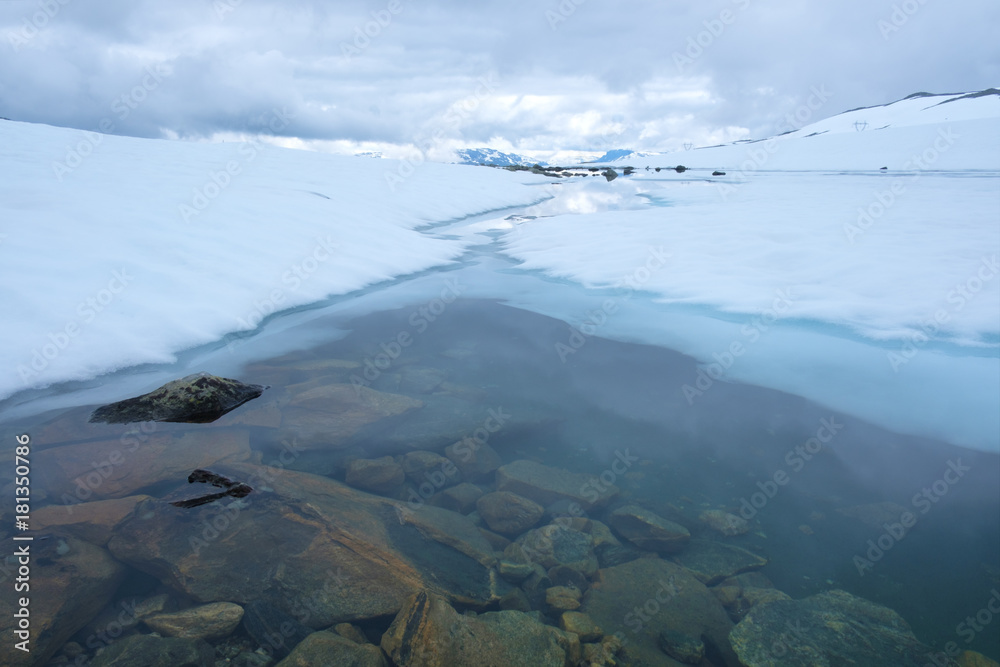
2 355 995 667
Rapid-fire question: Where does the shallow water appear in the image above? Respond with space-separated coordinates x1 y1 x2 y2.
2 174 998 664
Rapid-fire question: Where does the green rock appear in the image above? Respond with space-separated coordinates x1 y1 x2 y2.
89 373 265 424
730 589 953 667
276 631 388 667
90 635 214 667
671 539 767 585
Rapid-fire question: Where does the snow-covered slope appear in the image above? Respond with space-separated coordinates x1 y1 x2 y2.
641 89 1000 171
0 120 542 401
454 148 545 167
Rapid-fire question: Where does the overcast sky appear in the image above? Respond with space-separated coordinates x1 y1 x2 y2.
1 0 997 162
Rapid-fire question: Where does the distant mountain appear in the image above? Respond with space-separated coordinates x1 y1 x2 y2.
354 151 383 159
454 148 545 167
587 149 656 164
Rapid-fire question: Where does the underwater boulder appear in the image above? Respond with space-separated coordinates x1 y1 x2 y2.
89 373 266 424
381 592 571 667
729 589 954 666
608 505 690 554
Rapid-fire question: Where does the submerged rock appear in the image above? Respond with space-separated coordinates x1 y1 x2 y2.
730 589 953 666
241 600 314 660
476 491 544 536
108 462 506 627
89 373 266 424
0 537 126 667
380 592 571 667
671 539 768 585
581 558 739 667
698 509 749 536
144 602 244 641
89 634 215 667
346 456 406 494
496 460 619 511
276 630 388 667
608 505 690 554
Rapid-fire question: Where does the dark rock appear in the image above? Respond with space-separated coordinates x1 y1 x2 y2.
476 491 544 536
498 559 538 583
399 451 459 486
582 558 739 667
506 521 598 576
698 509 749 536
546 585 582 611
655 167 661 172
499 588 533 612
602 168 618 182
444 439 503 480
0 537 126 667
623 167 634 175
90 373 265 424
496 460 618 511
170 469 253 508
594 542 642 568
242 600 314 660
671 539 767 585
608 505 690 554
712 170 726 176
674 165 687 173
275 630 388 667
659 628 705 664
730 589 953 667
346 457 406 494
381 592 570 667
547 564 589 590
90 634 214 667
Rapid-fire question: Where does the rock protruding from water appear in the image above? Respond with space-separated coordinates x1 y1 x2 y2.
729 589 954 667
89 373 266 424
608 505 690 554
380 592 571 667
496 460 619 510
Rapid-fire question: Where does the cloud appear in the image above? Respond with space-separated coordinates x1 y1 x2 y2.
1 0 997 160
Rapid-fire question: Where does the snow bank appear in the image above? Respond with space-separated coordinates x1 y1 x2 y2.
0 120 542 400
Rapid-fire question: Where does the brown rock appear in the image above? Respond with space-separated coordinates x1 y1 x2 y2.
346 457 405 494
506 521 598 576
546 585 582 611
608 505 690 554
399 451 459 486
32 494 151 545
280 383 423 449
496 460 619 510
958 650 1000 667
0 537 126 666
108 462 506 627
444 439 503 480
143 602 244 640
560 611 603 642
428 482 483 514
276 630 388 667
380 592 568 666
35 430 252 501
476 491 544 536
334 623 369 644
